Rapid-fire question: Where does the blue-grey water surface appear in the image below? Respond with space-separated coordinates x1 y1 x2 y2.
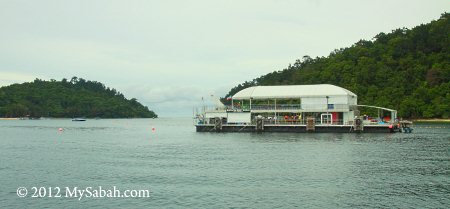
0 118 449 208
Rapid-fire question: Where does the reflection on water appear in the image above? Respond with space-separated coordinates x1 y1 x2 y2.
0 118 449 208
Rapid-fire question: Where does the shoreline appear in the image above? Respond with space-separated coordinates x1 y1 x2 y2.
0 117 157 120
412 119 450 123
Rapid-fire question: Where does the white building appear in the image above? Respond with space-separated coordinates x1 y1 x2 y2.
203 84 359 125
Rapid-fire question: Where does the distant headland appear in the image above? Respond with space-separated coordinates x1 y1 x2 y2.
0 77 157 118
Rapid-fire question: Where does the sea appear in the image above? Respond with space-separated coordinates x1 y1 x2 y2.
0 118 449 208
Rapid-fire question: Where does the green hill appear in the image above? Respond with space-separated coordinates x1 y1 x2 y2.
0 77 157 118
224 13 449 119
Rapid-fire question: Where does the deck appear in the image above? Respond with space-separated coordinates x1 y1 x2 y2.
195 124 398 133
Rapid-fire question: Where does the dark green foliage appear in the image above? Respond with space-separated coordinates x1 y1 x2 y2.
223 13 450 119
0 77 158 118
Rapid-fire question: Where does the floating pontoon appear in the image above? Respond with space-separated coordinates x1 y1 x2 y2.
194 84 407 133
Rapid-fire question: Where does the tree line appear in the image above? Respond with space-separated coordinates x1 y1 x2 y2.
223 13 449 119
0 77 158 118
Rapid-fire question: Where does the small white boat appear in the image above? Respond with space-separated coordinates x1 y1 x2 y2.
72 118 86 121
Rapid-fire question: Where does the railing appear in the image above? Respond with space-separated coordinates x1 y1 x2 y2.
260 118 347 125
250 104 302 110
199 104 351 115
225 104 349 112
300 104 349 111
200 106 228 112
195 117 364 126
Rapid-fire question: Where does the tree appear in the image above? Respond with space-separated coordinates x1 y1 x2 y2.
224 13 450 119
0 78 158 118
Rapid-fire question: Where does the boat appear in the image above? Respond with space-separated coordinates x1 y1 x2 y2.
194 84 410 133
72 118 86 121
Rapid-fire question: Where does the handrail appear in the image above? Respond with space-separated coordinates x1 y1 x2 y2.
226 104 350 112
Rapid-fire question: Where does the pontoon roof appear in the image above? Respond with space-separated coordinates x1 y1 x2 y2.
232 84 357 99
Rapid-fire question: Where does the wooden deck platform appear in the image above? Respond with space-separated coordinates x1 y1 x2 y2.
195 124 399 133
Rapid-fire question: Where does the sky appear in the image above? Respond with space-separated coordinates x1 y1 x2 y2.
0 0 448 116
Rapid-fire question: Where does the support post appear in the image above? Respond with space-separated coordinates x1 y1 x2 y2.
214 117 222 131
255 116 264 132
274 99 277 124
391 111 395 123
306 117 315 132
354 116 364 132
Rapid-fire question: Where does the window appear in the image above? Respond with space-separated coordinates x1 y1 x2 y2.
321 113 332 125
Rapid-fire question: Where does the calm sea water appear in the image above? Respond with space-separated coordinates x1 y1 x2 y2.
0 118 449 208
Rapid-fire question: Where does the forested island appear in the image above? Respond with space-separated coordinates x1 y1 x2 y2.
223 13 449 119
0 77 157 118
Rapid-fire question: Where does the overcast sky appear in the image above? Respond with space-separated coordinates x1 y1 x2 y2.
0 0 447 116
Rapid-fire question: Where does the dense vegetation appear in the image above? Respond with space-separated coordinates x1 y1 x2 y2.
224 13 449 119
0 77 157 118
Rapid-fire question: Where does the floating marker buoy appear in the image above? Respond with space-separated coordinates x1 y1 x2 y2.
58 128 63 132
152 127 156 132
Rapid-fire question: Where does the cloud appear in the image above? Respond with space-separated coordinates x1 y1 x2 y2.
119 84 230 116
0 71 47 86
0 0 447 116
